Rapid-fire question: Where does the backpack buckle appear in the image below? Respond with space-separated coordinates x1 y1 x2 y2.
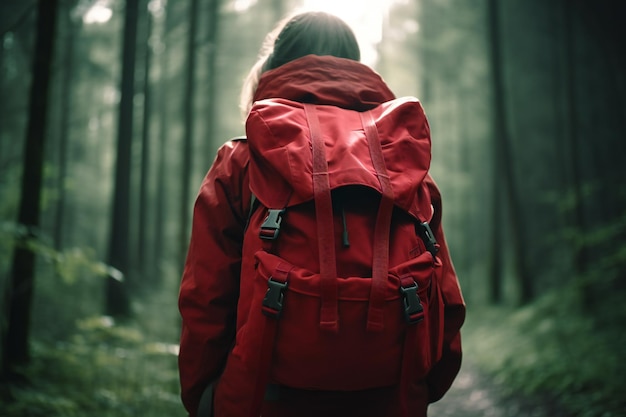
260 209 285 240
262 277 288 318
400 282 424 324
417 221 439 257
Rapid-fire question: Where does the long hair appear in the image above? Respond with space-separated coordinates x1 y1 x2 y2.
239 11 361 116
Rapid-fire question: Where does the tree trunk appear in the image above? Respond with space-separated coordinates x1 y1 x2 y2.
0 33 5 159
179 0 199 266
562 0 586 275
153 0 174 282
137 0 155 277
106 0 140 317
486 0 504 304
1 0 59 377
203 0 220 164
272 0 285 21
486 0 533 304
53 8 77 250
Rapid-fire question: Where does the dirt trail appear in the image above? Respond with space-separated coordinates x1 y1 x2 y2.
428 361 563 417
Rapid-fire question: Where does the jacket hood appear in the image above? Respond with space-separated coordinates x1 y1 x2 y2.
253 55 396 111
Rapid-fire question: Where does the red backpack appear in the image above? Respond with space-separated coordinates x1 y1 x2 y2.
235 97 444 416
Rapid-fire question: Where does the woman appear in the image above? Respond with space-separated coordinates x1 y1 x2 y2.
178 11 465 417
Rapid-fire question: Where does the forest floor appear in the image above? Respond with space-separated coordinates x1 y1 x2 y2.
1 280 619 417
429 360 570 417
0 323 575 417
0 355 568 417
0 342 572 417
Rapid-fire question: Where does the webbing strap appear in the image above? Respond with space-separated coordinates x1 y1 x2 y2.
249 263 291 417
360 110 395 332
303 103 339 332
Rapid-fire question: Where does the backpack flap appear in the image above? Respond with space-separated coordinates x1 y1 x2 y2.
246 97 433 221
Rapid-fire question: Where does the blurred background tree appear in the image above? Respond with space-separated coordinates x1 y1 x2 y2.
0 0 624 415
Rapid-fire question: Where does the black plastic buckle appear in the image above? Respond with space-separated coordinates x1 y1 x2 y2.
259 209 285 240
418 221 439 257
262 278 288 318
400 282 424 324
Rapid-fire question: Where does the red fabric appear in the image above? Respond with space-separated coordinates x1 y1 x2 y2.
253 54 395 111
178 139 251 416
178 55 465 417
359 109 398 332
246 97 432 219
305 103 339 331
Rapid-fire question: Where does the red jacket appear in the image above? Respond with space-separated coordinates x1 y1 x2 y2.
178 55 465 417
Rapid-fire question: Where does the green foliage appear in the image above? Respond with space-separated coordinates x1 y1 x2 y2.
0 222 121 284
26 242 122 284
465 275 626 417
0 315 182 417
464 198 626 417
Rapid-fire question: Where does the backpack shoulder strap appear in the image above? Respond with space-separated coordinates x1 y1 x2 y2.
247 193 258 226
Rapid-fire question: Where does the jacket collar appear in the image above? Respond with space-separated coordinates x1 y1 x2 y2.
253 55 395 111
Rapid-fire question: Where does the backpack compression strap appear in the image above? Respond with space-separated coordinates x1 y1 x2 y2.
360 110 395 332
304 103 340 332
303 103 395 333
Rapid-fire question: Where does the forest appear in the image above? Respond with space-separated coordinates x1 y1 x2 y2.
0 0 624 416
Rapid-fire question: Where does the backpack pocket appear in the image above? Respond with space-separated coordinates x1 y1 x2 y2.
389 251 442 378
232 249 438 391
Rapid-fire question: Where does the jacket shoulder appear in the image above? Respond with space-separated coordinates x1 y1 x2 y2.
213 137 249 168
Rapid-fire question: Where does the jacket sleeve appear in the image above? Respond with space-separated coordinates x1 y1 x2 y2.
424 175 466 403
178 140 250 417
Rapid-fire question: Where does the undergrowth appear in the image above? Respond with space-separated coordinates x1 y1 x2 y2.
464 289 625 417
0 316 184 417
465 221 626 417
1 233 623 417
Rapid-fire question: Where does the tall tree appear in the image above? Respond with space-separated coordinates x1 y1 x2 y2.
179 0 199 265
105 0 140 316
203 0 220 165
53 6 78 250
1 0 59 376
486 0 532 304
561 0 593 277
137 0 155 276
153 0 174 281
485 0 504 304
272 0 285 21
0 32 5 160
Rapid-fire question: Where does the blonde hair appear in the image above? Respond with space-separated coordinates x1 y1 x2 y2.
239 11 361 118
239 18 286 117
